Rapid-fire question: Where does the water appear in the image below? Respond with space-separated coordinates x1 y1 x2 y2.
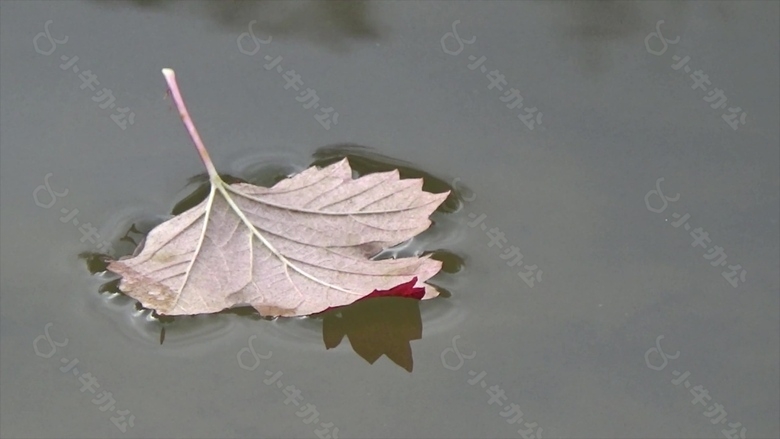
1 1 778 438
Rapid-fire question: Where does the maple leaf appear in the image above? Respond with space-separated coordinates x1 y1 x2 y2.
107 69 448 317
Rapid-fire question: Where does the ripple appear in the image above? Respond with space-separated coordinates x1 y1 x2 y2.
90 145 471 348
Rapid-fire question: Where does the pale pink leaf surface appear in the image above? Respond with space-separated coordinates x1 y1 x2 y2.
108 158 448 317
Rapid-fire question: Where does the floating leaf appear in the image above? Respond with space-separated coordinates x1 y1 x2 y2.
107 69 447 317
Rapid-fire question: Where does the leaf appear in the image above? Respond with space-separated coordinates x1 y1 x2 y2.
311 143 460 212
107 69 448 317
319 276 425 315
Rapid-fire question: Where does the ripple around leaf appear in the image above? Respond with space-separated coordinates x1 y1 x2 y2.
92 281 237 349
92 134 467 352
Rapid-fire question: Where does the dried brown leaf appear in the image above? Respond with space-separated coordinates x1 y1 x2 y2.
107 69 447 317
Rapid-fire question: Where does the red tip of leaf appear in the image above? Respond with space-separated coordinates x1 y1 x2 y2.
318 277 425 315
360 277 425 301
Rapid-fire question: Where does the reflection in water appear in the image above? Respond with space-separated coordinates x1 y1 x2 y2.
553 0 693 72
85 146 465 359
319 297 422 372
95 0 379 47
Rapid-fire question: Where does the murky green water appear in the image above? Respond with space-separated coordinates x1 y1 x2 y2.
2 1 778 438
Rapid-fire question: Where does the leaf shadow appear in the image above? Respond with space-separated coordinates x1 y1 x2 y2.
315 297 423 372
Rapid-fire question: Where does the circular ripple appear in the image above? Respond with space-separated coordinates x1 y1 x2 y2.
93 149 471 349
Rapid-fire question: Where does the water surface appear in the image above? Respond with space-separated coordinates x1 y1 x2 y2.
1 1 778 438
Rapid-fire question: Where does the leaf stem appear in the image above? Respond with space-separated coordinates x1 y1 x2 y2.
161 68 220 181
